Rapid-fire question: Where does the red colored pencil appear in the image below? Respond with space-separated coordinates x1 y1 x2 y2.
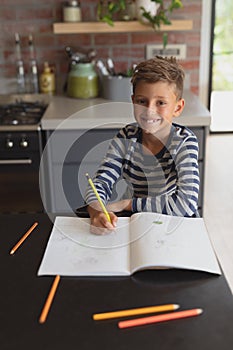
118 308 203 329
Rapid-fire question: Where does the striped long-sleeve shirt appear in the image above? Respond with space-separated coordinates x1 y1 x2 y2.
85 123 199 217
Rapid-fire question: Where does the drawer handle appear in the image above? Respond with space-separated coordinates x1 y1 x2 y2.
0 159 32 165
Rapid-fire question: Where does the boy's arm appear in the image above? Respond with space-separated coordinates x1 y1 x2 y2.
107 199 132 212
85 128 129 212
131 135 199 217
85 125 141 210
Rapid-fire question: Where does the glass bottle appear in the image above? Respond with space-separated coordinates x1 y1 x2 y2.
16 60 26 94
28 34 39 93
15 33 26 94
63 1 82 22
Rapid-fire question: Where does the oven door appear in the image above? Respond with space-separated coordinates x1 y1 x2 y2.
0 132 44 213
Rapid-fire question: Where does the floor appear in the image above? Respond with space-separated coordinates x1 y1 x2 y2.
203 132 233 293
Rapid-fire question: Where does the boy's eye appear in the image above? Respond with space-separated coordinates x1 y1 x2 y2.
134 98 167 107
157 100 166 106
135 98 147 105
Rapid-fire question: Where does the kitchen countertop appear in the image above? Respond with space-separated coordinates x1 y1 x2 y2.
41 90 211 130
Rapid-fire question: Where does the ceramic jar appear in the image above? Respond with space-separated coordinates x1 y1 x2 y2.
67 62 99 99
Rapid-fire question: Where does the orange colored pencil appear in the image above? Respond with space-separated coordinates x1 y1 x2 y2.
118 308 203 329
93 304 179 320
10 222 38 255
39 275 61 324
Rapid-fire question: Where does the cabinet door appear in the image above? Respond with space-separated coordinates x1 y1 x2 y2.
47 129 117 163
51 163 99 212
43 129 118 212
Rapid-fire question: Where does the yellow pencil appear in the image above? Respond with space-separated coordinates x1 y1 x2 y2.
85 173 111 223
39 275 61 324
93 304 180 320
10 222 38 255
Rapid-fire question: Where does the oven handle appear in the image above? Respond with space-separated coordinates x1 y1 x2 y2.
0 159 32 165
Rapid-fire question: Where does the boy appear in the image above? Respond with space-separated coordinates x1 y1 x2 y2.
85 56 199 234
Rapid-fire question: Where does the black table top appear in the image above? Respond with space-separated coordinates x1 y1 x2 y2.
1 213 233 350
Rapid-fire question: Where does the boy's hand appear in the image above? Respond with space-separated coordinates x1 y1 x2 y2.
87 203 118 235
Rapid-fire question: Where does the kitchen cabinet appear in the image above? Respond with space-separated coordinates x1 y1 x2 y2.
53 20 193 34
41 126 206 216
41 129 119 213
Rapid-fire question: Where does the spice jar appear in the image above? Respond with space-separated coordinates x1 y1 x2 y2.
63 1 82 22
67 62 99 99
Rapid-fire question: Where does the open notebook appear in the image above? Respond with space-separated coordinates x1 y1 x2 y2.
38 212 221 276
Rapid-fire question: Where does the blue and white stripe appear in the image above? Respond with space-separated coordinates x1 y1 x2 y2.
85 123 199 217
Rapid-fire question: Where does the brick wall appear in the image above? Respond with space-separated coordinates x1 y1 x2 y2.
0 0 202 95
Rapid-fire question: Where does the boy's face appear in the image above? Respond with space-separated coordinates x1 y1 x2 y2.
132 81 185 135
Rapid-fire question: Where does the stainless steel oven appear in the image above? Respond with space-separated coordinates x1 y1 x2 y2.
0 95 48 213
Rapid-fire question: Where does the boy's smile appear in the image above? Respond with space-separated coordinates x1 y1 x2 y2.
132 81 184 136
139 114 162 131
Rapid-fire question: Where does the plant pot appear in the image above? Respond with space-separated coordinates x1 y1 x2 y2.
102 75 132 102
135 0 160 23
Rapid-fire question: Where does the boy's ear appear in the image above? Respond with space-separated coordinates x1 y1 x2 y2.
174 98 185 117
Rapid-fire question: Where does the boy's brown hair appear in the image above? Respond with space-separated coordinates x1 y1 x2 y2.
131 56 185 100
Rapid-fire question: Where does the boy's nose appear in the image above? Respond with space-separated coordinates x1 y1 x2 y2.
146 104 157 117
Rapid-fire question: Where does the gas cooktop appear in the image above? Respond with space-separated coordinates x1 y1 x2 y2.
0 100 47 126
0 95 49 130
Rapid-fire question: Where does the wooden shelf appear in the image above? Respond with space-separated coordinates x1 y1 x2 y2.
53 20 193 34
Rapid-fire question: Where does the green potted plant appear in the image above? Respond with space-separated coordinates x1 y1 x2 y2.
139 0 183 47
97 0 183 48
97 0 126 25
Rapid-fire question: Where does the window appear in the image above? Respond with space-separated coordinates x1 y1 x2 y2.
209 0 233 132
210 0 233 92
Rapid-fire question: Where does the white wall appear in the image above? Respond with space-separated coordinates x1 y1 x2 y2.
199 0 212 107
